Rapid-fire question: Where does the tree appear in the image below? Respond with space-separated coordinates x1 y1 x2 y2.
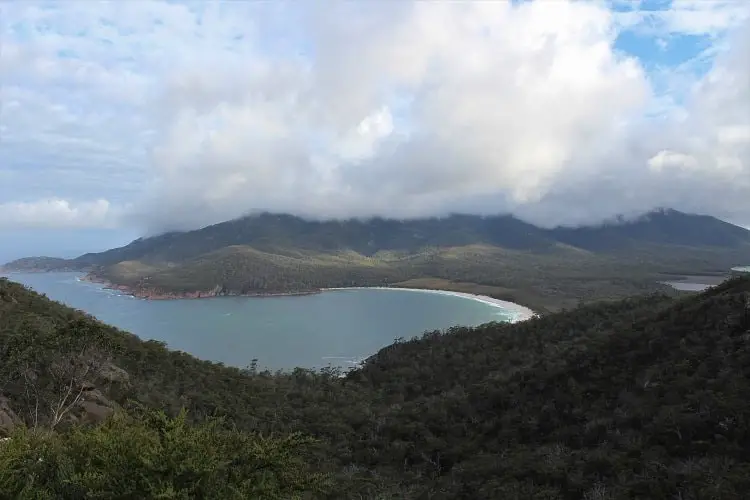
1 317 119 430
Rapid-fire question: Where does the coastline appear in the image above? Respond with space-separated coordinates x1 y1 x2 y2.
76 273 535 322
323 286 536 323
78 274 322 300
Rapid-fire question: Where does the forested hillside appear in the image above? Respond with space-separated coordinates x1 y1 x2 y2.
2 276 750 498
5 209 748 312
8 209 748 270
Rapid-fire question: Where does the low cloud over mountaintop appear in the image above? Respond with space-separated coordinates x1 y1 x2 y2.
1 0 748 237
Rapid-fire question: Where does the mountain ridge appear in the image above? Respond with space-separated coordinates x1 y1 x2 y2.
4 209 749 311
6 209 750 269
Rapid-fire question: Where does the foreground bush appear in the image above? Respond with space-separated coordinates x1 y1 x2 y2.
0 408 330 499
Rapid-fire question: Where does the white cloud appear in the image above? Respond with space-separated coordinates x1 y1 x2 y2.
0 199 114 229
1 0 749 233
135 0 655 229
659 0 750 36
648 150 700 172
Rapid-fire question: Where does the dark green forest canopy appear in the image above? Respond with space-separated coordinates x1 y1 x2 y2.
1 276 750 498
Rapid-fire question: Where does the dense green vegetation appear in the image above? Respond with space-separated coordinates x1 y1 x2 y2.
90 244 683 311
4 209 748 311
2 276 750 498
0 412 330 499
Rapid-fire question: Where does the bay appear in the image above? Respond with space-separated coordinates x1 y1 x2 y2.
3 272 517 371
661 274 727 292
661 281 712 291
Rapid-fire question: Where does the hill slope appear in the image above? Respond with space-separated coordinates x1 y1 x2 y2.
550 208 750 250
7 209 749 271
1 276 750 498
69 213 558 266
4 209 750 311
30 209 750 267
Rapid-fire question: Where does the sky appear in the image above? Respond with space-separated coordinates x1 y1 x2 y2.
0 0 749 260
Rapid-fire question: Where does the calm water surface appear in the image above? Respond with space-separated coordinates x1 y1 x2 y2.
662 281 712 291
3 272 515 371
661 274 727 292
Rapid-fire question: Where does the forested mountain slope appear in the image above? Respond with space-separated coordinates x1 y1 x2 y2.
4 209 748 311
5 209 749 271
12 209 748 269
549 208 750 250
1 276 750 498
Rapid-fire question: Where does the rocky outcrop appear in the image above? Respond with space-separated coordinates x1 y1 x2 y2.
71 363 129 425
98 362 130 385
76 387 116 425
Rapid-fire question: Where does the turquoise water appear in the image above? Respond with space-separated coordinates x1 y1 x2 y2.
3 272 514 371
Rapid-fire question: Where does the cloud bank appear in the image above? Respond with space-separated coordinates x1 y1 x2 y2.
1 0 749 233
0 199 114 229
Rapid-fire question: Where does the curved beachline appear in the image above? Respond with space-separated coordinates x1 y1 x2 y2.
69 272 536 323
323 286 536 323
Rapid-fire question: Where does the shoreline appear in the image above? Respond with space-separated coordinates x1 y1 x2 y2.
323 286 536 323
74 273 536 323
78 274 322 300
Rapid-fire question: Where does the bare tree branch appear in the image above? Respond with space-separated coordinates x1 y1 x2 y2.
50 363 91 430
22 365 40 431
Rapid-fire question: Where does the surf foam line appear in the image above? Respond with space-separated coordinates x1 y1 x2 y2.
322 287 535 323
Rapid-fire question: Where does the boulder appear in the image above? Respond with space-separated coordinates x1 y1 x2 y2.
98 362 130 385
79 401 115 423
78 387 118 424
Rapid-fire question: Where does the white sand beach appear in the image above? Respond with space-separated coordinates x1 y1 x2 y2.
323 286 536 323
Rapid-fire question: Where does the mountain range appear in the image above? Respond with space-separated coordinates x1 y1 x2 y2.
4 209 750 311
